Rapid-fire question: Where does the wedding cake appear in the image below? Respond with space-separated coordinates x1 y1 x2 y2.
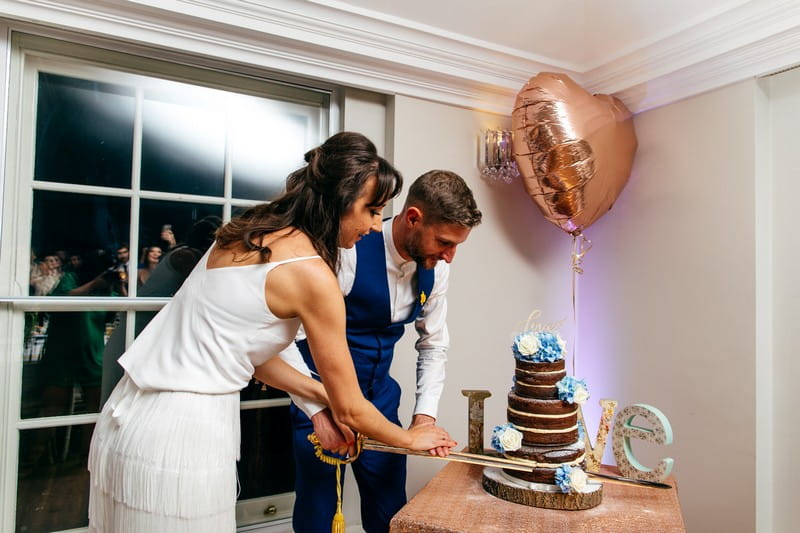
484 326 601 507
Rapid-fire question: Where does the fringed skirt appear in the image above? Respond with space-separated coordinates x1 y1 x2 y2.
88 375 240 532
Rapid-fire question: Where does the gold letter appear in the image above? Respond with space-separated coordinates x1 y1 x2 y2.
578 399 618 472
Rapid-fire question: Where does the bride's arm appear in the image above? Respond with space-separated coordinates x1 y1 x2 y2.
253 356 329 406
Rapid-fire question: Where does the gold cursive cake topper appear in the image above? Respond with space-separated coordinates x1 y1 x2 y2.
520 309 566 335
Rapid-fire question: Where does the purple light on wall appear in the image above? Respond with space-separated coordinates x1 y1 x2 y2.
571 265 623 466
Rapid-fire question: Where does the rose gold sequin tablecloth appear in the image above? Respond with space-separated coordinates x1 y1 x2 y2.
390 463 684 533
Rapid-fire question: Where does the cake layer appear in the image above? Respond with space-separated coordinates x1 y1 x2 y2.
502 466 555 484
505 440 585 464
515 359 565 384
507 406 577 430
515 359 565 374
516 424 579 446
514 367 566 386
513 359 565 399
502 459 586 484
507 392 574 415
513 380 558 399
502 441 587 483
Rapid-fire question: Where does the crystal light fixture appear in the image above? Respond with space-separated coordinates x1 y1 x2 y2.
480 129 519 184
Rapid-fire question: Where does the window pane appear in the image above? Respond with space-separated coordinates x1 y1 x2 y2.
21 311 121 419
238 380 295 498
17 425 92 532
230 101 309 201
141 86 226 196
137 199 222 288
30 190 130 297
35 72 135 188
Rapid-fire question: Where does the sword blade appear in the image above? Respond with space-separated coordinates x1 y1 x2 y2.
362 440 536 472
588 471 672 489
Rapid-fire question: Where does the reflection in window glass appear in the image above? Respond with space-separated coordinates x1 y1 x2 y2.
35 72 135 188
141 90 226 196
17 425 93 532
21 311 120 419
30 191 130 297
230 205 252 220
138 199 222 261
238 381 295 498
230 101 308 201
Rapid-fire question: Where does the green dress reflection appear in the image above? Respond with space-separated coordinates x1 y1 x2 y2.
39 272 106 393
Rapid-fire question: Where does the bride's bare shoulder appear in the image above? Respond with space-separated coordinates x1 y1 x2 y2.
265 228 319 261
207 227 318 268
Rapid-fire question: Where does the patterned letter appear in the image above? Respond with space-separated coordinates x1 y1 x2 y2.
612 404 674 482
578 399 618 472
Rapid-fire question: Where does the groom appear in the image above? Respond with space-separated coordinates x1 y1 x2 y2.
281 169 481 532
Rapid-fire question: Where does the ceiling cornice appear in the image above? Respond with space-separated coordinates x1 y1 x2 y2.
1 0 798 115
585 0 800 111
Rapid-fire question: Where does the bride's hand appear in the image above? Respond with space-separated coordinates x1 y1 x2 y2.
407 424 456 453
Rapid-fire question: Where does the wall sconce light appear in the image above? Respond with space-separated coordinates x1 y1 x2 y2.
479 129 519 184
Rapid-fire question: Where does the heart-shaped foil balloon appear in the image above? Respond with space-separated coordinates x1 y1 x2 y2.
512 72 637 235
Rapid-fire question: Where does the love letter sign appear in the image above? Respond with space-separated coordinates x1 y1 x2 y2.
580 400 674 482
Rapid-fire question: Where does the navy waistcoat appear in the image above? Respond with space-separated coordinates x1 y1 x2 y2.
297 230 434 394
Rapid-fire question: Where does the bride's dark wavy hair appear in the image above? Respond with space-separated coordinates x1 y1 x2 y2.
215 131 402 271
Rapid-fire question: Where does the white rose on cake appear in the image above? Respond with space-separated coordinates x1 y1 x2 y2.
514 331 540 356
572 385 590 405
555 464 590 493
569 467 588 492
498 426 522 452
491 424 523 453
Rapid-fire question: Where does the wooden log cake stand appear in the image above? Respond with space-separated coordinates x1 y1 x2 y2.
390 462 685 533
482 466 603 510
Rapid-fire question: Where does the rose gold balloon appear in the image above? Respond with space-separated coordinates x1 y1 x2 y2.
512 73 637 234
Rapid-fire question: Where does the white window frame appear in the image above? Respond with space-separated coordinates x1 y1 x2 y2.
0 30 342 532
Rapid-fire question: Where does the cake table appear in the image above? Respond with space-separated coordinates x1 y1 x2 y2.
389 462 684 532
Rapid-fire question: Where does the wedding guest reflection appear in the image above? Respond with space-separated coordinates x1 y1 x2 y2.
30 253 63 296
137 245 162 287
113 244 130 296
66 251 83 274
159 223 177 251
31 249 119 465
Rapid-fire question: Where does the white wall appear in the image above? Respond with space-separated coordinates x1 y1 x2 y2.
765 68 800 533
386 82 760 532
582 80 757 532
342 88 388 156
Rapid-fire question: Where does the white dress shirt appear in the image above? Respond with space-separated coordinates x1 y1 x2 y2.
279 218 450 419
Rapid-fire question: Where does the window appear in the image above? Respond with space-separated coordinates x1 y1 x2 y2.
1 33 332 532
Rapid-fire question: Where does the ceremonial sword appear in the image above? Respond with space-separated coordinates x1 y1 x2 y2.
362 439 672 488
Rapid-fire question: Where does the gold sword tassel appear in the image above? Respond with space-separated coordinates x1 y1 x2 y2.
307 433 366 533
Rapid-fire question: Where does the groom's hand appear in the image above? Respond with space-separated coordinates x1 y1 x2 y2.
311 408 354 456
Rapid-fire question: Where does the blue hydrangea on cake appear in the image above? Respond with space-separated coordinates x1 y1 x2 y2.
512 330 566 363
556 376 590 405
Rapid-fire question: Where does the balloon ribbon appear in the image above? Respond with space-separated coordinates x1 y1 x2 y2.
308 432 366 533
570 232 592 375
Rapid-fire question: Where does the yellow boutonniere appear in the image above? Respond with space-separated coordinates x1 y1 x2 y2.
419 291 427 306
